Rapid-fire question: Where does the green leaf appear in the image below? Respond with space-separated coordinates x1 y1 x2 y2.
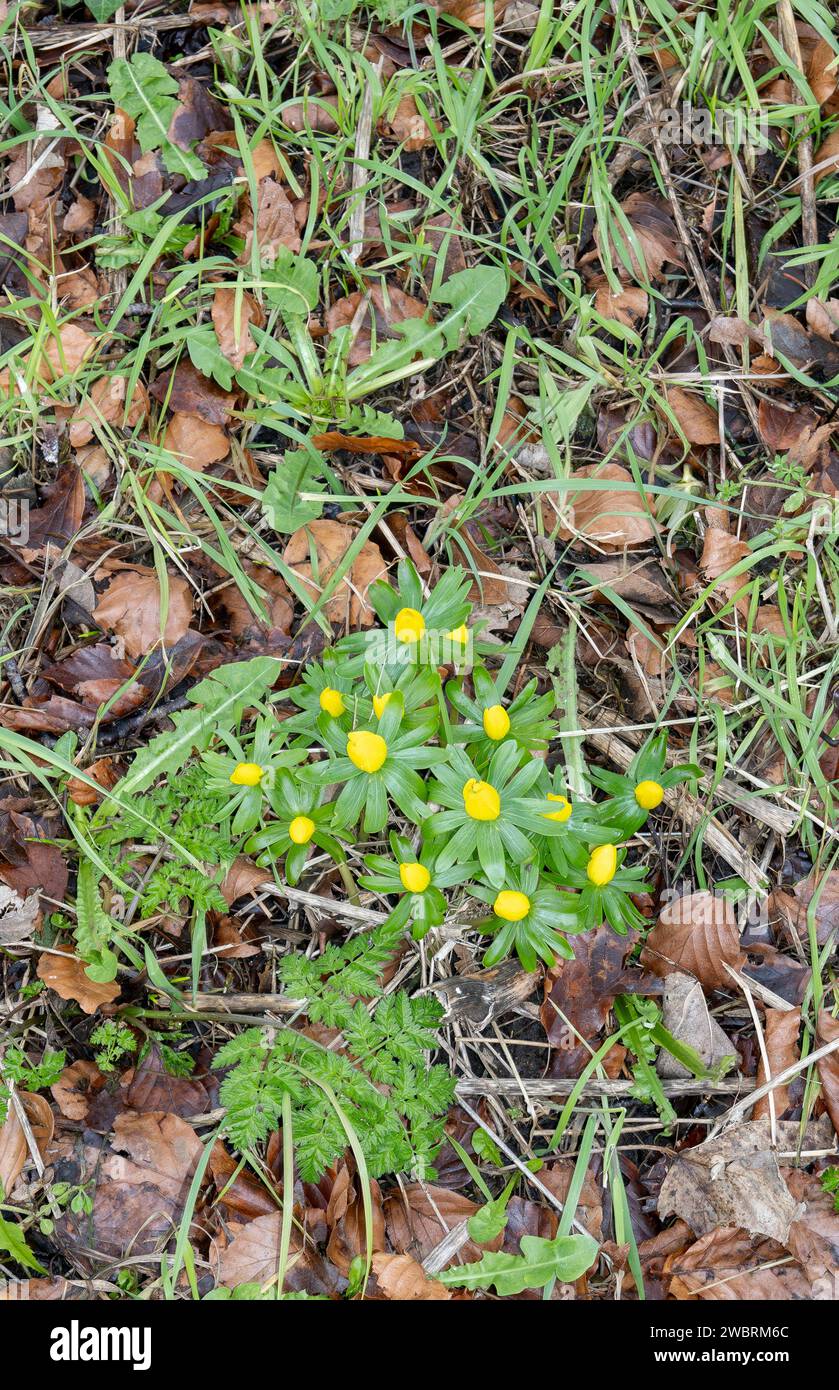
431 266 508 347
187 326 237 390
85 0 122 19
109 656 281 802
436 1231 598 1294
261 249 320 316
262 447 326 533
0 1215 46 1273
107 53 205 181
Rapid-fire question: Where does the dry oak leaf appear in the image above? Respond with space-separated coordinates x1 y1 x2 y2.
699 523 751 614
0 1091 54 1197
163 412 229 473
664 386 719 446
93 567 193 659
640 890 745 991
68 374 148 448
51 1060 107 1121
665 1225 812 1300
36 945 120 1014
371 1253 452 1300
211 286 259 369
556 462 657 550
283 520 386 629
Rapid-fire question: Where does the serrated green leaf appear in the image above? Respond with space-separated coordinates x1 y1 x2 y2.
262 448 326 533
107 53 205 181
0 1215 46 1273
436 1231 598 1294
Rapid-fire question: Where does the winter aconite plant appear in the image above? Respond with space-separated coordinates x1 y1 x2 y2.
57 557 699 1185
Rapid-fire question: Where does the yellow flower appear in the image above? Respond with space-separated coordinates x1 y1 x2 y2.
319 687 346 718
482 704 510 741
635 779 664 810
229 762 263 787
462 778 500 821
394 607 425 644
400 862 430 893
447 624 469 645
347 730 388 774
544 793 572 823
587 844 617 887
494 890 530 921
373 692 393 719
288 815 315 845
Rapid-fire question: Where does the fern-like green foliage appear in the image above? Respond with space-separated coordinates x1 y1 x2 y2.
215 995 454 1182
277 917 404 1027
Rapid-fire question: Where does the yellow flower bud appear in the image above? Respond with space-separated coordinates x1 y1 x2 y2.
373 692 392 719
347 730 388 774
494 890 530 921
288 815 315 845
319 687 346 718
635 779 664 810
229 762 263 787
447 624 469 645
462 778 500 821
400 861 430 893
544 793 572 823
394 607 425 643
482 704 510 741
587 844 617 887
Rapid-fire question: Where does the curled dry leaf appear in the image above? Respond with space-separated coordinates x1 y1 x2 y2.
220 856 273 905
814 127 839 185
542 925 641 1078
815 1008 839 1137
93 567 193 659
784 1168 839 1294
235 177 301 264
379 94 438 151
36 945 120 1014
664 386 719 446
163 412 229 473
371 1253 452 1300
657 1120 803 1244
68 374 149 448
0 882 41 943
150 359 235 424
283 520 387 629
437 0 509 27
772 869 839 949
700 517 751 615
0 1091 54 1197
64 194 97 234
640 890 745 991
279 95 339 133
211 286 259 369
325 1164 386 1276
556 462 657 550
51 1060 107 1121
753 1008 800 1121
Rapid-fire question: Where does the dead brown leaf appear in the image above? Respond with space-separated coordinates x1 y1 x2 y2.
0 1091 53 1197
163 412 230 473
371 1253 452 1299
593 279 648 329
93 568 193 659
211 286 260 369
816 1008 839 1136
325 1163 385 1275
753 1008 800 1121
36 946 120 1014
379 94 438 151
283 520 386 629
85 1111 203 1258
640 890 745 991
0 882 41 943
384 1183 503 1264
51 1060 107 1121
656 971 734 1080
664 386 719 445
556 462 657 549
542 926 642 1077
595 192 684 285
325 282 428 368
68 375 148 448
665 1226 811 1299
235 177 301 264
216 1211 344 1294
